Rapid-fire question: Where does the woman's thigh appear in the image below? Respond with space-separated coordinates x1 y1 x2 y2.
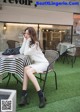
24 66 36 74
28 63 49 73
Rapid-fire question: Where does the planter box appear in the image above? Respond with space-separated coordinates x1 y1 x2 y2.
0 89 16 112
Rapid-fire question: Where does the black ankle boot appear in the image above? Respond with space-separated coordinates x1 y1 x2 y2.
39 96 46 108
19 94 29 106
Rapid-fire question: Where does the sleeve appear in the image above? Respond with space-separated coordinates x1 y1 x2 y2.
24 42 37 55
19 38 27 54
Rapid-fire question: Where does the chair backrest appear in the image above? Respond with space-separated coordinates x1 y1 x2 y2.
67 46 76 56
7 40 19 48
45 50 59 71
76 47 80 56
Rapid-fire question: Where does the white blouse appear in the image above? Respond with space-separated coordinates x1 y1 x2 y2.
19 38 49 63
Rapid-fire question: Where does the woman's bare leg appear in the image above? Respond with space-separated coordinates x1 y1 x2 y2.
24 66 46 108
19 66 30 106
24 66 41 91
19 66 46 108
22 66 29 90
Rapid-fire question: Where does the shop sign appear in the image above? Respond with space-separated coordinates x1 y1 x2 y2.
3 0 33 6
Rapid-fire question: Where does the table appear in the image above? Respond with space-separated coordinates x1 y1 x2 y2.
0 52 31 82
57 42 75 55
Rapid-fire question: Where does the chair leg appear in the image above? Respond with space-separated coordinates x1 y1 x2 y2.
42 70 58 91
42 73 48 92
63 55 69 64
12 74 22 84
3 73 11 86
2 74 9 80
71 58 74 68
3 73 22 86
42 80 46 92
53 71 57 90
74 56 76 63
63 56 65 64
6 73 11 86
39 73 42 82
71 56 76 68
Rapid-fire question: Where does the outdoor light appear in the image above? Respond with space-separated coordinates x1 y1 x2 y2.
3 23 7 34
3 23 7 30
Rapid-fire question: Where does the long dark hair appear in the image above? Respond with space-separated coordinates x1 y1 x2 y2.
24 27 39 46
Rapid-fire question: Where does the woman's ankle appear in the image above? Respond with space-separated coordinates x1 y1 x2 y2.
21 90 28 96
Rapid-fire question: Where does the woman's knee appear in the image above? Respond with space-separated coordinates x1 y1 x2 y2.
24 66 36 75
24 66 30 72
27 68 33 75
24 66 32 74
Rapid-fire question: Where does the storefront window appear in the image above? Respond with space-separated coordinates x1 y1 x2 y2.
39 24 71 50
0 22 71 51
73 14 80 46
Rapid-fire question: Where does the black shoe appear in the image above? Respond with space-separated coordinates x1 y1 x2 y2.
39 97 46 108
18 95 29 107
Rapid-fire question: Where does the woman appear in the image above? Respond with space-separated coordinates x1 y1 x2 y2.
19 27 49 108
